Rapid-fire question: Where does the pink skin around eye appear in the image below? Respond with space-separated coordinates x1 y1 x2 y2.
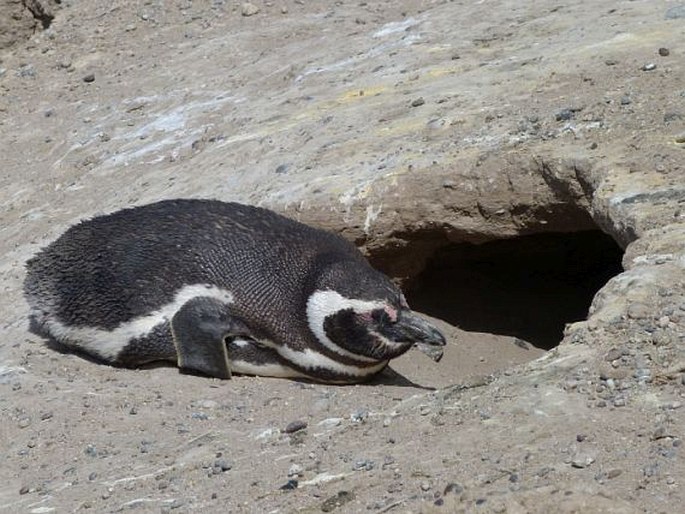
385 306 398 322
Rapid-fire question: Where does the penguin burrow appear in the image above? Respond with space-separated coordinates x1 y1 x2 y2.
24 199 446 383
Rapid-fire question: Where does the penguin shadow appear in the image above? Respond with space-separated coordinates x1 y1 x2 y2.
365 366 438 390
31 320 434 388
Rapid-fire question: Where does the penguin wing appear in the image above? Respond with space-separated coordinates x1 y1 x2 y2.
170 295 255 379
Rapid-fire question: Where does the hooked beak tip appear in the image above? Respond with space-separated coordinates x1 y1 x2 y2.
396 311 446 346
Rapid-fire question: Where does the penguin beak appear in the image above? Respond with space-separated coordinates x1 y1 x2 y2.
385 310 446 362
386 310 446 347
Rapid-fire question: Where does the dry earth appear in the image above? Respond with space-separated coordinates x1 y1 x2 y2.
1 1 684 513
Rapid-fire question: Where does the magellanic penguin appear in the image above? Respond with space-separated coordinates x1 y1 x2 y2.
24 199 446 383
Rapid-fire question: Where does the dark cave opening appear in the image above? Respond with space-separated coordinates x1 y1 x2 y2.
404 231 624 350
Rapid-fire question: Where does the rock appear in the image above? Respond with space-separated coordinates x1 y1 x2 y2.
555 108 573 121
443 482 464 495
318 417 343 429
352 459 374 471
571 455 595 468
411 97 425 107
287 463 303 477
641 63 657 71
214 458 233 472
658 47 670 57
279 479 298 490
665 5 685 19
321 491 355 512
627 303 650 319
284 420 307 433
241 3 260 16
82 73 95 83
350 409 369 423
607 469 623 479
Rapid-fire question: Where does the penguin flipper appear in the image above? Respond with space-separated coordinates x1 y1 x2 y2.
171 296 252 379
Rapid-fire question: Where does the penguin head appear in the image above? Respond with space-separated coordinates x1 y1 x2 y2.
306 260 446 362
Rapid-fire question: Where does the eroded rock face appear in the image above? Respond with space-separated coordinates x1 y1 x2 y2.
0 0 59 49
0 0 683 512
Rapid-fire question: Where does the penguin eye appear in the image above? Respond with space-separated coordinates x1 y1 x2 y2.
371 308 396 325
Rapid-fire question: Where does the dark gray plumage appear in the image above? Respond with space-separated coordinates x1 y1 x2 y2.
24 199 445 383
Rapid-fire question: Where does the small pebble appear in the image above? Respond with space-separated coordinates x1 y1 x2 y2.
352 459 374 471
318 417 343 429
658 47 670 57
443 482 464 495
284 420 307 433
627 303 650 319
18 418 31 429
410 97 425 107
350 409 369 423
288 463 303 477
641 63 657 71
652 427 667 440
83 73 95 83
555 108 573 121
321 491 354 512
607 469 623 479
605 348 622 361
571 455 595 468
666 5 685 19
620 95 631 105
279 479 298 490
19 485 29 495
241 2 260 16
214 458 233 472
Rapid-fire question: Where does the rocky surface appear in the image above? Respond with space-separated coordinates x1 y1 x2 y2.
1 0 684 512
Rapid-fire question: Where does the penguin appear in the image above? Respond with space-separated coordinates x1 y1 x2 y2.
24 199 445 383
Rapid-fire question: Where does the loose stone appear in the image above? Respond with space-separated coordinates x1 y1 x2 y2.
284 420 307 433
353 459 375 471
241 3 260 16
279 479 298 490
555 108 573 121
571 455 595 468
627 303 650 319
321 491 355 512
444 482 464 495
607 469 622 479
288 463 303 477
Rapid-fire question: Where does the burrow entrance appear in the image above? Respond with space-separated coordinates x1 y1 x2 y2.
402 230 624 350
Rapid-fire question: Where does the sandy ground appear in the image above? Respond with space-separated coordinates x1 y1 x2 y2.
1 1 684 513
